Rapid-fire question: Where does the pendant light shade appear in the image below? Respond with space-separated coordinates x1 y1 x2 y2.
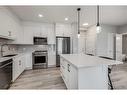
77 8 81 38
96 5 101 33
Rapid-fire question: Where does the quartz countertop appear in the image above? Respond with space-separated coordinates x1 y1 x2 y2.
0 57 12 63
0 53 26 63
60 54 123 68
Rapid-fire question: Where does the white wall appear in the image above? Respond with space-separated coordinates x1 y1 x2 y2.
116 25 127 61
85 24 117 58
78 31 86 54
71 23 78 54
96 24 117 58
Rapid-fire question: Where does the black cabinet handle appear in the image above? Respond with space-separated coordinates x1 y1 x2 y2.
8 31 11 36
68 64 70 72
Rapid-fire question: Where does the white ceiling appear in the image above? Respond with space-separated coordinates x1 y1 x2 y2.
8 6 127 27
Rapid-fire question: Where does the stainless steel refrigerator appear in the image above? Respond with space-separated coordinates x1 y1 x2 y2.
56 37 70 67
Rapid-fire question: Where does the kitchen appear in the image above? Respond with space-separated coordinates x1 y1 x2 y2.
0 6 127 90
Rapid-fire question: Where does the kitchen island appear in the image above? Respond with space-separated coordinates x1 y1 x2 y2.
60 54 122 89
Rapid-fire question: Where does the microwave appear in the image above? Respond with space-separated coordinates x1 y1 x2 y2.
34 37 47 45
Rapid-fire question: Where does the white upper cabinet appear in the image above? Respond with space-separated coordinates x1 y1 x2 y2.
47 24 55 44
33 26 41 37
41 24 48 37
0 7 17 39
23 26 34 44
22 23 55 44
55 23 72 37
33 24 48 37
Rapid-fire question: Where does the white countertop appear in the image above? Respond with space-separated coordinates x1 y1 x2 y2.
0 53 26 63
60 54 123 68
0 57 12 62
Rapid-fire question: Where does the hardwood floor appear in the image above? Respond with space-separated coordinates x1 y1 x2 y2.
110 63 127 89
10 64 127 90
10 67 67 89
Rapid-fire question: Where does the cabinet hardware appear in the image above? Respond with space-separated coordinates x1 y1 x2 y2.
8 31 11 36
62 65 65 69
19 60 21 65
68 64 70 72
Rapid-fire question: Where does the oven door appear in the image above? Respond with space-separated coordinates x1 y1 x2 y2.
34 55 47 65
0 60 12 89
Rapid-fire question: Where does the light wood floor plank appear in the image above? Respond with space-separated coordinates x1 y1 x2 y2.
10 67 67 90
10 64 127 90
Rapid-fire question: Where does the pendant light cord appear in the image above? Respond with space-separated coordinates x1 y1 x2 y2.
97 5 100 26
77 8 81 34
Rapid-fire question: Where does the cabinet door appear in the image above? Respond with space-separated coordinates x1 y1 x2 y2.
55 23 71 37
23 26 34 44
47 24 55 44
13 57 20 82
48 53 56 67
66 62 78 89
0 8 17 39
41 24 48 37
55 24 64 36
63 24 72 37
60 57 68 86
13 55 26 82
33 26 41 37
0 8 10 37
25 53 32 70
21 55 26 72
68 64 78 89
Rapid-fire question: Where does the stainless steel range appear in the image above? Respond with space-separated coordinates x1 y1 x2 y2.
33 51 48 69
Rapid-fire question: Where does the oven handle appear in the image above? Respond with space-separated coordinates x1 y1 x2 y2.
34 55 47 56
0 62 12 69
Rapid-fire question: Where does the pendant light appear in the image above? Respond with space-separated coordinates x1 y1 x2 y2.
96 5 101 33
77 8 81 38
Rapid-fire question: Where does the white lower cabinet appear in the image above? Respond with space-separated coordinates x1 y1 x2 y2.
60 57 78 89
60 56 108 89
12 55 26 82
25 53 32 70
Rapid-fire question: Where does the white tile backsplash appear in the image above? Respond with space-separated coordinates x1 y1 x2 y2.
0 39 18 57
17 45 48 53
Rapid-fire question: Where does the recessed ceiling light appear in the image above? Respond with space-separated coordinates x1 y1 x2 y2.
38 14 43 18
65 18 68 21
83 23 88 26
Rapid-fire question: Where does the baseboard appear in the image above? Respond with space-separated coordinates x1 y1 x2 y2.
48 65 56 68
25 67 32 70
